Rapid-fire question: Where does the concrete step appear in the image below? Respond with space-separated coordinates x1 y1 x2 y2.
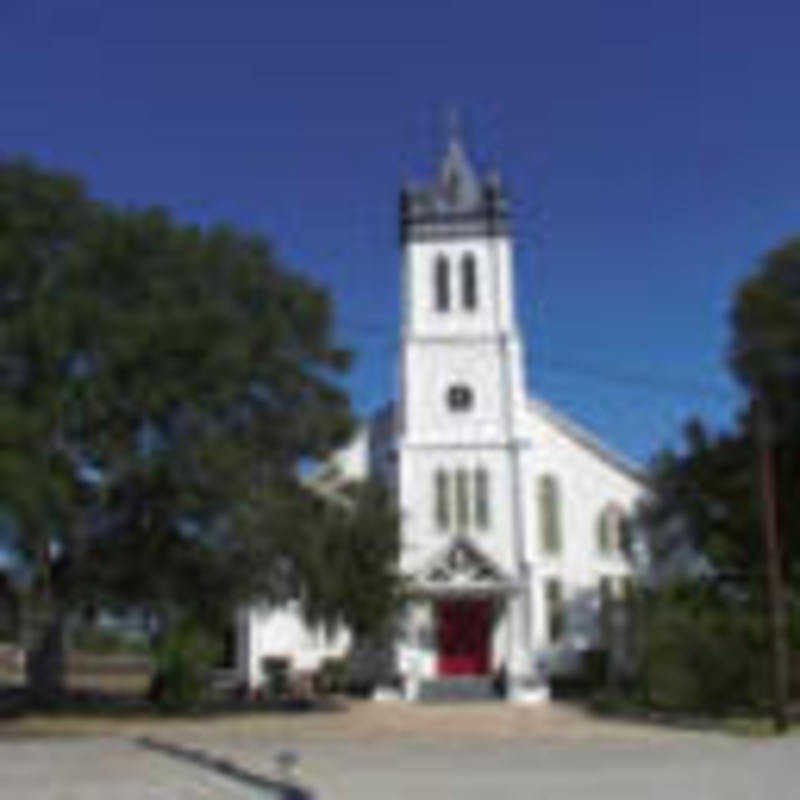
418 676 500 703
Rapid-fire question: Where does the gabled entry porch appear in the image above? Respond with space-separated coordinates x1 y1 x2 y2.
398 536 526 700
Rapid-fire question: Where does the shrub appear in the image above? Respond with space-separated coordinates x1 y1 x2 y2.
637 584 770 716
150 620 221 711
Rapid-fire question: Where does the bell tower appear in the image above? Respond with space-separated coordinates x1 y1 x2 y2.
397 125 536 691
398 129 528 451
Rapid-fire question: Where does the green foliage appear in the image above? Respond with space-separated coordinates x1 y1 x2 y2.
0 158 371 698
150 618 221 710
298 482 401 640
644 236 800 596
644 417 762 582
638 583 770 715
731 237 800 434
634 236 800 718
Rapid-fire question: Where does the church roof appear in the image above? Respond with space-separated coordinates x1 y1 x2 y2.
527 394 649 486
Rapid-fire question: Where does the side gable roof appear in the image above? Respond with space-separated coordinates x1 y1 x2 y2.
528 394 650 487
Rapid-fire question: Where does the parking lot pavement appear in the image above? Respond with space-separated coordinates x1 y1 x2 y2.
216 736 800 800
0 737 258 799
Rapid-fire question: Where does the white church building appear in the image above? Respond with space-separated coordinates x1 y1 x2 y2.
236 131 647 700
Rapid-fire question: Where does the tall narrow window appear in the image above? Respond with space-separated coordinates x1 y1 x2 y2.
545 578 565 643
435 469 450 530
597 508 612 554
618 515 631 554
461 253 477 310
539 475 562 554
455 468 469 529
474 468 489 530
435 255 450 311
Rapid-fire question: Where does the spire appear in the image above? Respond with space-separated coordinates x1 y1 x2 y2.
438 111 481 209
400 114 510 243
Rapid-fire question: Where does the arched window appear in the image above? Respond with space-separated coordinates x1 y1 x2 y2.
461 252 477 310
435 469 450 530
434 255 450 311
597 507 612 554
597 504 624 554
539 475 562 554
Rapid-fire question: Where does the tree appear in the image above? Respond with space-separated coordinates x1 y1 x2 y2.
731 237 800 584
639 237 800 723
647 238 800 586
0 159 395 704
730 238 800 731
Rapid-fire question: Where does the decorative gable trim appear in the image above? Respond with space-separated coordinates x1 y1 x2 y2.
410 536 519 596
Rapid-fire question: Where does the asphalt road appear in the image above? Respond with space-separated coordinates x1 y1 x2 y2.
2 734 796 800
219 736 800 800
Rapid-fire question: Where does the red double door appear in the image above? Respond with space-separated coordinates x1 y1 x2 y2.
436 599 492 676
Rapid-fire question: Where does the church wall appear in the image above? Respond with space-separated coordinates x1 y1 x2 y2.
238 133 651 695
238 602 350 689
399 444 519 575
403 340 509 445
522 407 644 672
328 425 370 481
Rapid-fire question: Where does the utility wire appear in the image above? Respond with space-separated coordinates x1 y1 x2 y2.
334 323 738 403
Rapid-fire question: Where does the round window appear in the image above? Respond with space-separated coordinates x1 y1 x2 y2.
447 384 474 411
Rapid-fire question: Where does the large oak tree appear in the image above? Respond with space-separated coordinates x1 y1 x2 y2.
0 160 398 704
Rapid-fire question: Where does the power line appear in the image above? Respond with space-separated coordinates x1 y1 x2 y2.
530 355 738 402
334 323 739 403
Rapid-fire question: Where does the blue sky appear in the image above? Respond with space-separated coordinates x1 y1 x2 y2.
2 0 799 464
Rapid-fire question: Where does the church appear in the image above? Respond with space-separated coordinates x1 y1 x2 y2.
235 131 647 701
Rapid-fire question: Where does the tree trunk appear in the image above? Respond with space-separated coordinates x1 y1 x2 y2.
24 601 66 707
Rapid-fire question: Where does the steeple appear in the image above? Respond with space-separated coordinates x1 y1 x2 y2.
399 123 510 243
